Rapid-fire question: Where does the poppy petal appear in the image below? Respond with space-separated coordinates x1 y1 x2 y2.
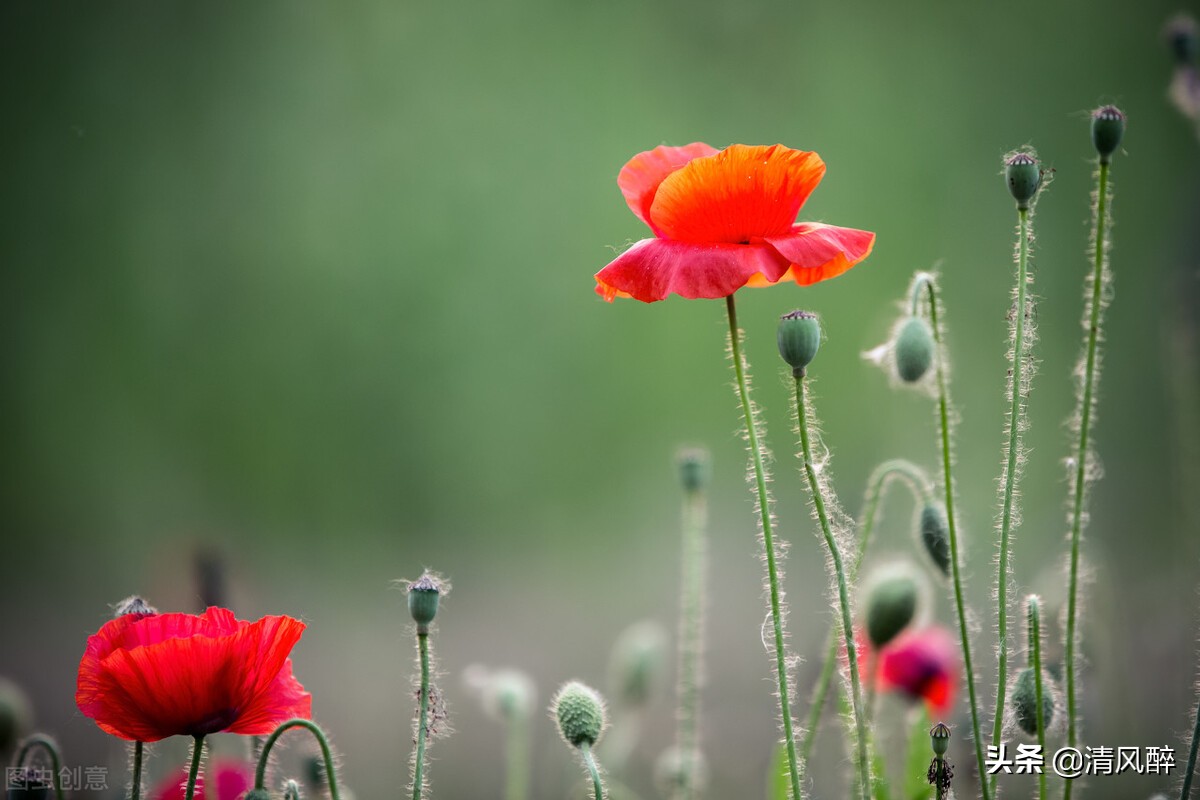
759 223 876 286
595 238 791 302
227 658 312 734
618 143 718 231
649 145 826 244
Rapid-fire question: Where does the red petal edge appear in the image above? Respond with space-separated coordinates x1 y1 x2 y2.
595 238 791 302
617 143 718 232
760 223 876 287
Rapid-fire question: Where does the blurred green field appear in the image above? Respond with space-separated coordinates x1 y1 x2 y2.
2 2 1197 798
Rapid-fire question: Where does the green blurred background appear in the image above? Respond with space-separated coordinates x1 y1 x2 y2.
2 1 1198 798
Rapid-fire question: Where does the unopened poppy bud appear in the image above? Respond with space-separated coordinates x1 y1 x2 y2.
894 316 935 383
302 754 326 789
677 447 710 493
777 310 821 377
244 790 272 800
407 573 441 632
6 769 49 800
864 565 924 648
918 503 952 577
1091 106 1125 164
1165 14 1198 64
1011 667 1054 736
929 721 951 756
609 621 667 708
113 595 158 618
1005 152 1041 210
283 780 301 800
551 681 606 748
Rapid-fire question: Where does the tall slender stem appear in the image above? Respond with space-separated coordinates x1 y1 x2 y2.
915 274 991 800
580 742 604 800
413 632 432 800
723 295 802 800
676 477 707 799
800 459 929 762
1064 160 1109 800
993 207 1031 784
254 718 343 800
184 736 205 800
1182 686 1200 800
793 374 870 800
130 741 144 800
1028 598 1048 800
505 715 530 800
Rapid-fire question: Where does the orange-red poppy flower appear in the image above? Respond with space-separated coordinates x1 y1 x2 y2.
595 143 875 302
76 607 311 742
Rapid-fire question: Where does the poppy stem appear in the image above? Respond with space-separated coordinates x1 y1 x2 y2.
129 741 144 800
183 736 204 800
1063 158 1112 800
792 374 871 800
504 714 530 800
911 272 992 800
413 631 432 800
800 460 931 763
255 719 343 800
675 461 707 800
723 295 804 800
579 742 604 800
992 205 1033 796
14 734 65 800
1027 597 1048 800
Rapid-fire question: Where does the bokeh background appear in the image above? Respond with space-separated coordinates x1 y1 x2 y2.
2 1 1198 798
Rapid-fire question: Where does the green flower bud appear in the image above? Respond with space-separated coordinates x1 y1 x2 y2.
1091 106 1125 164
894 316 935 383
283 781 301 800
551 681 606 748
244 790 273 800
407 572 442 631
777 310 821 377
609 621 667 708
677 447 710 493
918 503 952 577
302 754 326 789
929 721 951 757
864 564 924 648
1011 667 1054 736
1005 152 1041 210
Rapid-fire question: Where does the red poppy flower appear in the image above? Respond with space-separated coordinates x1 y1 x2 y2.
76 607 311 742
150 761 252 800
875 626 960 715
594 143 875 302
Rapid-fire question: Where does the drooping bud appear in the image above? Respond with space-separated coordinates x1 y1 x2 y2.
406 572 442 633
777 310 821 377
608 621 667 708
6 769 49 800
677 447 710 494
1165 14 1198 64
863 563 925 648
113 595 158 618
918 503 952 577
894 316 935 383
929 721 951 757
551 681 606 748
1011 667 1054 736
1005 152 1041 210
1091 106 1126 164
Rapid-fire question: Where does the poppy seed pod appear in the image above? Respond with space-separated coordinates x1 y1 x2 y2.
407 574 441 631
1091 106 1126 164
777 310 821 377
1011 667 1054 736
113 595 158 618
894 316 935 383
918 503 952 577
552 681 606 748
865 569 922 648
929 721 951 757
1005 153 1041 210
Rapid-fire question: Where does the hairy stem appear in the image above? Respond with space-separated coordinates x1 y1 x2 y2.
793 374 870 800
724 294 803 800
914 273 991 800
14 735 66 800
675 481 707 799
130 741 144 800
1029 597 1048 800
184 737 204 800
413 632 432 800
993 207 1031 784
255 719 342 800
580 742 605 800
